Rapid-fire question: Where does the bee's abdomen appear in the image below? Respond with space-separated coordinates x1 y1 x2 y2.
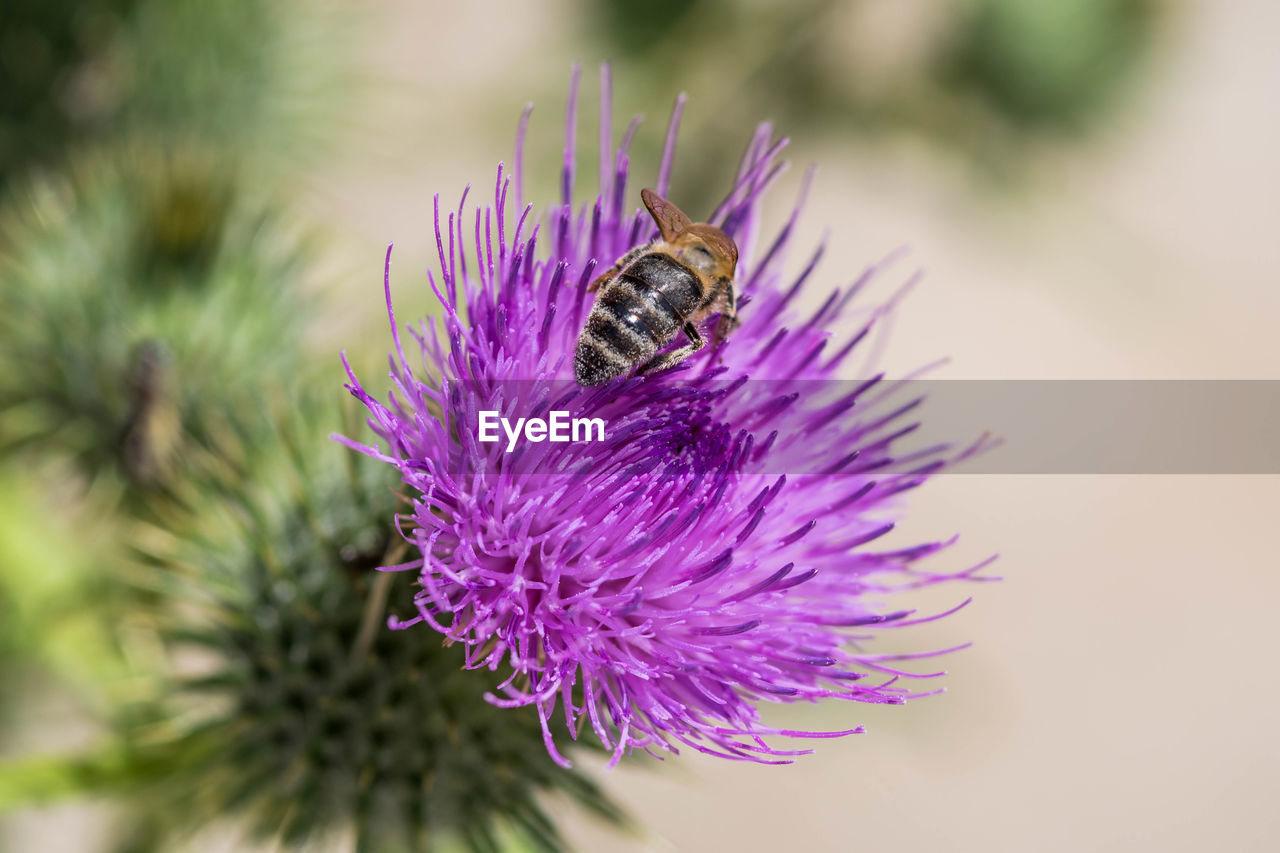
593 254 698 345
574 252 702 386
575 287 655 386
624 253 705 318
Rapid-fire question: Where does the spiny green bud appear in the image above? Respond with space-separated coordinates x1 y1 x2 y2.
107 400 624 852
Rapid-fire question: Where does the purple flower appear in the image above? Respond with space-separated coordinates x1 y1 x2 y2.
339 66 996 766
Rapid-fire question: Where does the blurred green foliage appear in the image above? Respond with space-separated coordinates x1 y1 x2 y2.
0 401 621 852
942 0 1160 130
0 476 105 655
0 0 354 186
108 0 357 181
0 469 126 722
593 0 708 54
0 148 312 497
0 1 627 849
588 0 1166 190
0 0 139 182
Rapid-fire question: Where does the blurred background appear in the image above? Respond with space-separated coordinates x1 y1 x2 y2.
1 0 1277 851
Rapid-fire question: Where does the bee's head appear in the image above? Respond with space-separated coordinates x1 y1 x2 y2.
641 188 739 279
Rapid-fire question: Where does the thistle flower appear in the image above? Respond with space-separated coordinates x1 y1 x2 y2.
341 68 996 766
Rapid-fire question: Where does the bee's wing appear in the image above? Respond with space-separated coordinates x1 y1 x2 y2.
641 188 693 243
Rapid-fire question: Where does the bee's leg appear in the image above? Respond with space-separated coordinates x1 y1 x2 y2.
588 243 651 292
638 322 706 375
709 277 739 344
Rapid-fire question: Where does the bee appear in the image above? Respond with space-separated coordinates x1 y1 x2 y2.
574 188 739 386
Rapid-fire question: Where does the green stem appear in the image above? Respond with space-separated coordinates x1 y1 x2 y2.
351 571 394 663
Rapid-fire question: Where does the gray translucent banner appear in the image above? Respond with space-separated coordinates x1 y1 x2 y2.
907 380 1280 474
439 380 1280 475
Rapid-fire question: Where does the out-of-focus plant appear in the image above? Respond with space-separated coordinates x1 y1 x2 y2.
0 2 633 849
0 0 354 824
0 0 357 497
0 0 354 186
594 0 709 54
0 148 312 501
0 468 131 723
585 0 1167 190
0 398 624 852
941 0 1161 132
0 0 139 183
107 0 358 183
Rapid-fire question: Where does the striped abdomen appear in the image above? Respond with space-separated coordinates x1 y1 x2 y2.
574 252 707 386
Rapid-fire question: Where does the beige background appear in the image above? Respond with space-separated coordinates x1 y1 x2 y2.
10 0 1280 850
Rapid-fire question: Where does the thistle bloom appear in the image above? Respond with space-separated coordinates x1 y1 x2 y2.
341 68 995 766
